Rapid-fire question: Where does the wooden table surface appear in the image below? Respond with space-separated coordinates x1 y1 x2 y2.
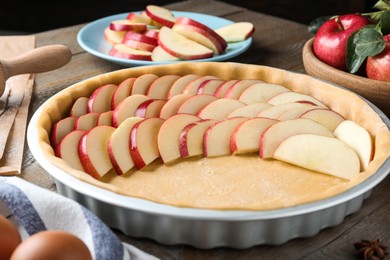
22 0 389 259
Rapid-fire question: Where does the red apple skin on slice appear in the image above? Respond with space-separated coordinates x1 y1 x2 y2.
108 117 143 175
299 108 345 132
143 29 159 39
109 44 152 61
179 119 217 158
158 26 214 60
257 102 316 119
259 118 334 159
78 126 116 179
224 79 263 99
177 94 218 115
134 99 167 118
126 12 152 25
145 5 176 28
182 76 219 95
159 93 192 119
130 117 165 169
196 79 225 95
238 83 290 104
111 77 136 109
104 27 126 45
112 94 152 127
157 114 200 163
215 22 255 42
55 130 86 171
167 74 200 99
227 102 272 118
75 112 100 131
231 117 278 154
50 116 77 147
214 80 239 98
87 84 117 113
70 97 89 117
273 134 360 180
109 20 147 32
197 98 246 120
203 117 248 157
151 46 180 62
145 74 181 99
131 74 159 95
267 91 327 107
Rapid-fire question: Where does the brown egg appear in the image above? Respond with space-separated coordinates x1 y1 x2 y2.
0 215 22 260
10 230 92 260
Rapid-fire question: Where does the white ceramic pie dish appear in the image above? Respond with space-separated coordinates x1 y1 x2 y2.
27 62 390 249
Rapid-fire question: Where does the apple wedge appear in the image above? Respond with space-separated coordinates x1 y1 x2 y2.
126 12 152 25
157 114 200 163
130 74 159 95
224 79 262 99
70 97 89 117
259 118 334 159
97 111 114 126
104 27 126 45
267 91 327 107
300 108 345 132
109 20 147 32
238 83 290 104
87 84 117 113
231 117 278 154
278 105 322 121
257 102 315 119
196 79 225 95
134 99 167 118
227 102 272 118
151 46 180 62
197 98 246 120
166 74 200 99
111 77 136 109
333 120 373 171
108 117 143 175
145 74 180 99
158 26 214 60
109 44 152 61
203 117 248 157
159 93 192 119
112 94 152 127
143 29 159 39
273 134 360 180
179 119 217 158
55 130 86 171
182 75 219 95
145 5 176 28
50 116 76 147
215 22 255 42
122 31 158 52
177 94 218 115
213 79 239 98
78 125 116 179
75 112 100 131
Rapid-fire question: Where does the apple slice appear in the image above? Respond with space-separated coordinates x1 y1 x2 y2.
238 83 290 104
108 117 143 175
75 112 100 131
257 102 315 119
134 99 167 118
177 94 218 115
224 79 262 99
50 116 76 147
278 105 321 121
159 93 192 119
145 5 176 28
87 84 117 113
122 31 158 52
197 98 246 120
203 117 248 157
109 20 147 32
112 94 152 127
214 79 239 98
70 97 89 117
97 111 114 126
182 75 219 95
227 102 272 118
143 29 159 39
109 44 152 61
333 120 373 171
158 26 214 60
231 117 278 154
55 130 86 171
196 79 225 95
78 125 116 179
157 114 200 163
104 27 126 45
111 77 136 109
126 12 152 25
273 134 360 180
215 22 255 42
267 91 327 107
151 46 180 62
299 108 345 132
130 74 159 95
179 119 217 158
166 74 200 99
145 74 181 99
259 118 334 159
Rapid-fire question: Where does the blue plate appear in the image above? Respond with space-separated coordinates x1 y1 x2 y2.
77 11 252 67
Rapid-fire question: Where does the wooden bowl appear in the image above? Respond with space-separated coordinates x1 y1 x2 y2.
302 37 390 117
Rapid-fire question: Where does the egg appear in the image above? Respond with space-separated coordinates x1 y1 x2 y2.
0 215 21 260
10 230 92 260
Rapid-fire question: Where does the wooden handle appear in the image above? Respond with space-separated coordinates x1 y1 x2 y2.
1 45 72 79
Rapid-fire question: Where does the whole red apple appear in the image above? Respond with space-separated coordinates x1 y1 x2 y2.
313 14 370 71
366 35 390 82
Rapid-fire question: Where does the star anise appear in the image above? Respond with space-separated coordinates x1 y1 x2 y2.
353 239 388 260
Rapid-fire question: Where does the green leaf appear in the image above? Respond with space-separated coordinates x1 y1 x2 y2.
346 31 366 73
379 10 390 34
308 16 333 34
373 0 390 11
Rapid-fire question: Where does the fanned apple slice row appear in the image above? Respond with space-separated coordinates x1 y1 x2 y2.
333 120 374 171
158 114 200 163
179 119 217 158
197 98 246 120
231 117 278 154
159 94 192 119
273 134 360 180
70 97 89 117
88 84 117 113
214 80 239 98
182 75 220 95
131 74 159 95
204 117 248 157
299 108 345 132
146 74 181 99
78 126 116 179
278 105 322 121
50 116 77 147
145 5 176 28
111 77 136 109
134 99 167 118
224 79 263 99
177 94 218 115
108 117 143 175
238 83 290 104
112 94 152 127
257 102 316 119
196 79 225 95
267 91 327 107
151 46 180 62
75 112 100 131
215 22 255 42
259 118 334 159
97 111 114 126
227 102 272 118
158 26 214 60
167 74 200 99
55 130 87 171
